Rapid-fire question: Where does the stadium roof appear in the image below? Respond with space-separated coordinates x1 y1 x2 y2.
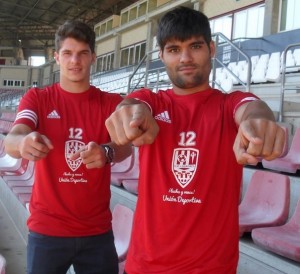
0 0 139 51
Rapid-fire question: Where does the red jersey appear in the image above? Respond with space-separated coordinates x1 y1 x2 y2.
14 83 122 236
125 88 258 274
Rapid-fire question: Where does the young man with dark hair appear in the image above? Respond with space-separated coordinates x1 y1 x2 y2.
106 7 285 274
5 20 131 274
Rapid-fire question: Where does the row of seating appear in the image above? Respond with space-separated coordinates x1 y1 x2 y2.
214 49 300 92
0 112 16 135
262 127 300 174
0 89 25 109
239 169 300 262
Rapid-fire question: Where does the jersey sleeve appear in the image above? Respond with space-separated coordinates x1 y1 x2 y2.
14 87 40 130
229 91 259 118
126 88 156 113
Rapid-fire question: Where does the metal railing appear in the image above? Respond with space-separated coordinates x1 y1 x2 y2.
279 43 300 122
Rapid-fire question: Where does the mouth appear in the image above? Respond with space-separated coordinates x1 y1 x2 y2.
69 68 81 72
178 65 197 72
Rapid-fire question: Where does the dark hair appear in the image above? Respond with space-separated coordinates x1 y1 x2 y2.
157 6 212 50
55 20 95 53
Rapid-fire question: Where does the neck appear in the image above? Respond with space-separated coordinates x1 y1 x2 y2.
172 83 211 95
59 79 90 93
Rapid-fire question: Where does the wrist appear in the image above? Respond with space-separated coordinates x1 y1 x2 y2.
101 144 115 164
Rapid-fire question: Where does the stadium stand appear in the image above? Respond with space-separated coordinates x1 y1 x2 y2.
262 127 300 173
239 170 290 237
252 192 300 263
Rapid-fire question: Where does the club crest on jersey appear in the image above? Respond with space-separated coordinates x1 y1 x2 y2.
172 148 199 188
65 140 85 172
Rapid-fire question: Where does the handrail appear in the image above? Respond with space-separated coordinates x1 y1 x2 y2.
127 49 159 93
212 32 252 92
279 43 300 122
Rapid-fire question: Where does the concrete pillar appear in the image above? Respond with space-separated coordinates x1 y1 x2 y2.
264 0 280 36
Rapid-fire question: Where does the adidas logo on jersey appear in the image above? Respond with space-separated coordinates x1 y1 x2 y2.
155 111 171 123
47 110 61 119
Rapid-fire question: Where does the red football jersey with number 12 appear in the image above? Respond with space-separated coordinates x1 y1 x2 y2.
14 83 122 236
126 88 258 274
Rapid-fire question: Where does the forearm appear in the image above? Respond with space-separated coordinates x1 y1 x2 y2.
106 142 133 163
4 131 29 159
236 100 275 125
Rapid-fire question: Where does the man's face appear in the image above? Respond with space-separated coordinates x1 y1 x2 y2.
54 37 95 85
160 36 215 95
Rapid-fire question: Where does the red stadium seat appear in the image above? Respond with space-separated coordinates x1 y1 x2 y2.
0 158 29 176
18 193 32 207
122 179 138 195
262 127 300 173
111 147 139 186
111 146 135 174
0 254 6 274
252 194 300 262
12 186 33 195
112 204 134 262
239 170 290 236
3 161 35 187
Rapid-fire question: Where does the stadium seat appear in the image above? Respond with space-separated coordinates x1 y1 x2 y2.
18 193 31 207
122 179 138 195
0 254 6 274
284 50 298 72
3 160 35 187
293 48 300 66
239 170 290 236
111 147 139 186
112 204 134 262
262 127 300 173
251 54 269 83
252 193 300 262
12 185 33 195
265 51 281 82
0 158 29 176
111 146 135 174
220 77 233 92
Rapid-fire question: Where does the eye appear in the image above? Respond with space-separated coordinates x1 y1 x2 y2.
168 47 180 53
191 43 202 49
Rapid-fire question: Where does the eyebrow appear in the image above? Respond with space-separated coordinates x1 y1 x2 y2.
164 40 206 49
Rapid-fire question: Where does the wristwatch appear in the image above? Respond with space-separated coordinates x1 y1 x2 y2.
101 144 115 164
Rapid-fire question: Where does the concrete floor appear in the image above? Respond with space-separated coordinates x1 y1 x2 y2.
0 199 26 274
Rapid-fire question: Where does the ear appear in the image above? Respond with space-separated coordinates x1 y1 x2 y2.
92 52 96 64
209 41 215 58
159 49 164 63
54 52 59 65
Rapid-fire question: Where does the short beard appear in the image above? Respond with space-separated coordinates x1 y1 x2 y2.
171 73 205 89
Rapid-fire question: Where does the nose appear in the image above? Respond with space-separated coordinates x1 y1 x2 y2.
70 54 80 63
180 49 192 63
